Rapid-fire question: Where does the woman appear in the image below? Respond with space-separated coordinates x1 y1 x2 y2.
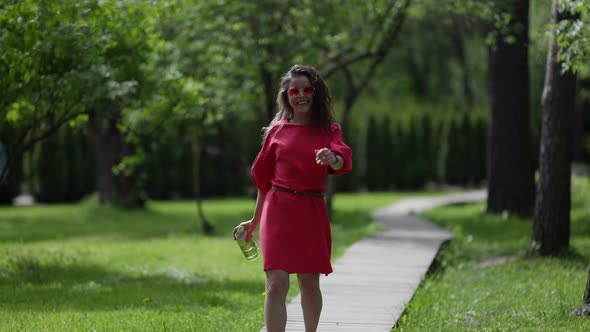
234 64 352 332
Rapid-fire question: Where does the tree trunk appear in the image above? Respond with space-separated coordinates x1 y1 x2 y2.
0 141 10 187
324 105 352 219
325 68 357 220
192 134 213 235
260 66 277 125
323 0 412 219
88 107 144 208
486 0 535 216
0 141 22 204
406 48 428 97
531 0 576 256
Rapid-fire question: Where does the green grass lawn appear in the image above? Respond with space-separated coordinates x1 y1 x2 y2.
394 178 590 331
0 191 433 332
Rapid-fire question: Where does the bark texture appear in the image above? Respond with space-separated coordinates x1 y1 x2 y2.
486 0 535 216
531 0 576 256
89 107 144 208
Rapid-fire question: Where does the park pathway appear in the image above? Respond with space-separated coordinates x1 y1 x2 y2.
260 190 486 332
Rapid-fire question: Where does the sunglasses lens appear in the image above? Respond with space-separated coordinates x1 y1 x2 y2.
287 86 314 97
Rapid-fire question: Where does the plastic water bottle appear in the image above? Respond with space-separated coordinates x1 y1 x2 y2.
234 226 259 261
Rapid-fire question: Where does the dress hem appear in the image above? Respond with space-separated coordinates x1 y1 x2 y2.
263 267 332 276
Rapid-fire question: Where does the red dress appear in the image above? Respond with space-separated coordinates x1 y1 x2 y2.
251 119 352 275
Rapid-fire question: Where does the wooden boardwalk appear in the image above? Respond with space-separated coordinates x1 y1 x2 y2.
260 190 486 332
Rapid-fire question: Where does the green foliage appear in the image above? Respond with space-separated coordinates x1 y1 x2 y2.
445 113 487 185
0 0 153 124
1 0 585 202
419 0 527 45
0 0 495 201
554 0 590 75
139 121 254 199
0 0 159 200
115 0 426 198
362 101 487 190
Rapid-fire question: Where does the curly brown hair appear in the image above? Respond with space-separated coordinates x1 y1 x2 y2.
263 64 335 139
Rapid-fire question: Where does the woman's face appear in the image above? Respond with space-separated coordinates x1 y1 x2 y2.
287 75 314 115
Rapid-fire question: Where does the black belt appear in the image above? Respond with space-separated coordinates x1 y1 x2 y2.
271 186 324 197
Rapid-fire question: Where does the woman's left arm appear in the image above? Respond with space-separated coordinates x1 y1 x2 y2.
326 124 352 175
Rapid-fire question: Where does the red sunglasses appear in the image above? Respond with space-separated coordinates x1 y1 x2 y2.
287 86 314 97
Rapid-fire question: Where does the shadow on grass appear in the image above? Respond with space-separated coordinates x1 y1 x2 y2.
0 256 264 313
0 202 251 243
556 247 590 266
422 203 590 270
0 201 376 247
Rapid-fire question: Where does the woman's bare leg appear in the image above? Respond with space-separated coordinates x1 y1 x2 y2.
264 270 290 332
297 273 322 332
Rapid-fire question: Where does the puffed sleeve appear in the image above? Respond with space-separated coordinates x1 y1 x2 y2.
250 126 277 194
328 123 352 176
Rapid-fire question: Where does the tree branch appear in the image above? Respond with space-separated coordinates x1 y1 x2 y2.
322 50 375 79
321 0 409 79
357 0 411 91
0 108 86 186
366 0 399 53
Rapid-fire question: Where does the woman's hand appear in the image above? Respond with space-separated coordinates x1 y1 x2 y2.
315 148 338 166
233 219 254 242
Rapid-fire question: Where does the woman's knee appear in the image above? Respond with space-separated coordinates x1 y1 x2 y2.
266 270 290 295
297 273 320 294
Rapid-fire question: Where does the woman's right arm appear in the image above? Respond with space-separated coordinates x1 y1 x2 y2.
235 126 276 241
234 189 266 241
249 190 267 233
